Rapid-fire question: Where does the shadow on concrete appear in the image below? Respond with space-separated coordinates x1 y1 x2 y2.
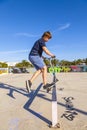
0 82 87 125
0 82 52 125
23 83 52 125
0 82 28 99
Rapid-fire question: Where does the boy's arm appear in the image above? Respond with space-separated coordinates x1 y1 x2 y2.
42 46 55 57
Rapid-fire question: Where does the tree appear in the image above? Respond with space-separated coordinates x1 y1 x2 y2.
60 60 69 66
15 60 32 68
44 58 59 66
44 58 50 66
75 59 83 65
85 58 87 65
0 62 8 68
51 59 59 66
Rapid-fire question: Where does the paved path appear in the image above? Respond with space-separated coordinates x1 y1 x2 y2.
0 73 87 130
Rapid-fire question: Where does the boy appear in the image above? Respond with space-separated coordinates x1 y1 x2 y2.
26 31 55 93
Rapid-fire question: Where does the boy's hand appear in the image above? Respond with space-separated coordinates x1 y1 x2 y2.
51 55 56 58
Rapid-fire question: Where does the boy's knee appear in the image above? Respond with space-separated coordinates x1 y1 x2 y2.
44 66 47 69
41 66 47 72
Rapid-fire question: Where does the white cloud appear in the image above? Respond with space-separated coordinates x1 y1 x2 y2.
15 33 40 37
53 23 71 33
15 24 70 37
0 50 29 54
58 23 71 31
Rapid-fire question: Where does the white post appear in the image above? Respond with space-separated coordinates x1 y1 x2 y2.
48 58 60 128
52 85 58 127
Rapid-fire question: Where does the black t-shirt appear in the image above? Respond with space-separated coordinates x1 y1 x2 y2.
29 38 46 57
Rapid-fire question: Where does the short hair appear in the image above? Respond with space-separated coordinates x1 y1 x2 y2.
42 31 52 39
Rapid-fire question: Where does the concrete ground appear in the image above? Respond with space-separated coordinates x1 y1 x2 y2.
0 73 87 130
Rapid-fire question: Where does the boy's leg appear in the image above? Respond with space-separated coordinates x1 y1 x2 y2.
26 69 41 93
41 66 47 85
29 69 41 83
42 66 58 89
29 65 47 85
42 66 52 89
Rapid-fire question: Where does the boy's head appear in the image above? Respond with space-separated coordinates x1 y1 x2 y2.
42 31 52 42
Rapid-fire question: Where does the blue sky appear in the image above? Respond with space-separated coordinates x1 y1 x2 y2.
0 0 87 62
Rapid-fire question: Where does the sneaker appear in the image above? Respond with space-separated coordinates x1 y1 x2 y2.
26 80 32 93
43 79 59 89
43 83 51 89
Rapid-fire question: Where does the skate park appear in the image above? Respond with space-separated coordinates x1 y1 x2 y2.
0 72 87 130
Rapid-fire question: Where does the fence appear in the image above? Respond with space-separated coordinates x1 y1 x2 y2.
48 65 87 73
0 68 8 74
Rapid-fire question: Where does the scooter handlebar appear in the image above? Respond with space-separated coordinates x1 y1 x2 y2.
43 56 56 67
44 56 56 60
